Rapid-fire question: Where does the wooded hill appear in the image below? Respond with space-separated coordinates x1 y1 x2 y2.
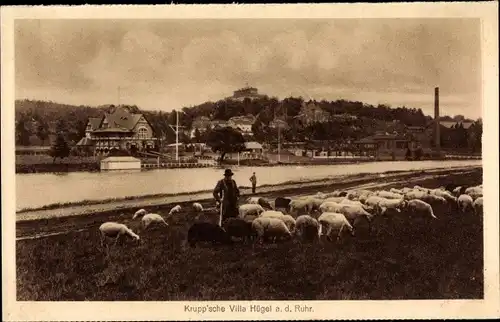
15 97 481 152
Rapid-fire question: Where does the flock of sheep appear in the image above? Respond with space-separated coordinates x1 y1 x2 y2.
99 183 483 248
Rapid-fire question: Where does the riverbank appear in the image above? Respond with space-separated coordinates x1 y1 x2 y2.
16 167 483 301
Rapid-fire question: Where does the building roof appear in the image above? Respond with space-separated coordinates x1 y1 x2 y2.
103 107 144 130
244 141 263 150
354 137 377 144
76 137 94 146
440 121 474 129
88 117 103 130
92 127 135 133
101 156 141 163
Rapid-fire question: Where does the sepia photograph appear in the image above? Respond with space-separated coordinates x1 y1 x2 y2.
2 3 499 321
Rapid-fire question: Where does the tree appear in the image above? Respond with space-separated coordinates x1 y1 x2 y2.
49 134 71 162
193 128 202 143
36 121 50 145
205 127 246 163
15 116 31 146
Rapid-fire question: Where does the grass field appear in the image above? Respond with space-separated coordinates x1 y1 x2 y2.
16 169 483 301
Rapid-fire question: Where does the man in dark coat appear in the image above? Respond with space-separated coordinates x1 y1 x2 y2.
213 169 240 222
249 172 257 194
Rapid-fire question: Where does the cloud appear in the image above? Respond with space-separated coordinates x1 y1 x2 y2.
15 18 482 119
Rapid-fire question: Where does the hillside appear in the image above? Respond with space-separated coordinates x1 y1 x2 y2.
14 97 481 151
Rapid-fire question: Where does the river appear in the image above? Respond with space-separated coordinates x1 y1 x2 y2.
16 160 481 211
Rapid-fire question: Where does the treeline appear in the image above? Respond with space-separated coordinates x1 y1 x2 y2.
15 97 482 152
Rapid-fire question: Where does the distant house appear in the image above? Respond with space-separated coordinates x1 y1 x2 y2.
227 86 267 101
76 106 157 156
355 131 410 159
440 121 474 129
209 119 228 129
295 101 330 126
269 118 289 130
330 113 358 121
227 114 256 136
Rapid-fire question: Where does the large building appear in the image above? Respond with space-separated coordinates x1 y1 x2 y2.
227 114 256 136
227 86 267 101
76 106 157 155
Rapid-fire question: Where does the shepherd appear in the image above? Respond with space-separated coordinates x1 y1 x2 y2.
250 172 257 194
213 169 241 225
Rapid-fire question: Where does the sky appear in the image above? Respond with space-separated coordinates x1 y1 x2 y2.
15 18 482 119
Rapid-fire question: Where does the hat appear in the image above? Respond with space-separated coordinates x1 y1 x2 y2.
224 169 234 176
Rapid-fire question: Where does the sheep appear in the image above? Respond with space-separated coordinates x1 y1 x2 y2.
404 189 428 200
251 217 293 244
401 199 437 219
328 190 348 197
317 212 354 242
187 222 233 247
473 197 483 216
364 195 388 207
274 197 292 212
323 196 346 204
169 205 182 215
141 213 169 229
192 202 204 212
257 197 274 210
401 187 413 194
315 192 328 199
289 198 315 215
294 215 321 242
99 222 140 247
452 186 467 197
132 208 147 219
247 197 260 204
222 218 256 242
319 201 344 213
376 190 403 200
238 204 265 220
465 186 483 200
457 194 474 214
340 198 364 207
260 210 296 232
389 188 404 194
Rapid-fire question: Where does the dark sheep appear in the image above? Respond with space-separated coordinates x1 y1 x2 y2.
275 197 292 212
338 191 348 197
222 218 257 242
187 222 233 247
258 198 274 210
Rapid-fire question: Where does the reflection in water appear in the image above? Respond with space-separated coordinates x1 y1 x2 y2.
16 160 481 211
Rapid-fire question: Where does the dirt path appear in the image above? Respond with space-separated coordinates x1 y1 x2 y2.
15 166 482 241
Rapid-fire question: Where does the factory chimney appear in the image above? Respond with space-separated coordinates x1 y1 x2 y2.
434 87 440 151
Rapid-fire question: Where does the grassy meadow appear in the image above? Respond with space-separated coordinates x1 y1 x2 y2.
16 169 483 301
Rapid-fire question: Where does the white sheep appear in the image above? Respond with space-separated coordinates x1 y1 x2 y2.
402 199 437 219
465 186 483 200
192 202 204 212
401 187 413 194
99 222 140 247
389 188 404 194
133 208 147 219
364 195 387 207
294 215 321 241
247 197 260 204
473 197 483 216
457 194 474 213
323 196 346 204
452 186 463 197
319 201 344 213
376 190 403 199
260 210 296 232
317 212 354 242
169 205 182 215
238 204 265 220
289 198 315 215
315 192 327 199
141 213 169 229
252 217 292 243
404 189 427 200
336 204 374 224
340 198 364 207
430 189 457 203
